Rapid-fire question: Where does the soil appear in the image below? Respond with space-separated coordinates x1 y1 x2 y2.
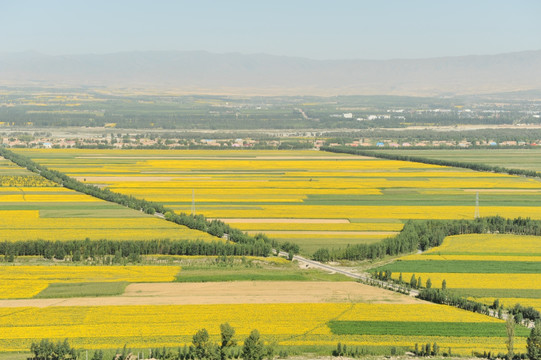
0 281 422 308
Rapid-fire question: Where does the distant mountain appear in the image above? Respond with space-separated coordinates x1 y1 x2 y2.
1 50 541 96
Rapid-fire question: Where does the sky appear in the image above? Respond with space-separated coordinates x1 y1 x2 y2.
1 0 541 60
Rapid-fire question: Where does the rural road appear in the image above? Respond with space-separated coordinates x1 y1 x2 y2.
287 252 538 327
279 251 420 297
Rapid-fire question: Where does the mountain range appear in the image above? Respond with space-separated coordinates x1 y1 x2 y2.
1 50 540 96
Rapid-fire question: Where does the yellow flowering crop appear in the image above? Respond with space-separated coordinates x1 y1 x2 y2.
400 254 541 262
425 234 541 255
392 272 541 289
0 265 180 299
0 302 507 353
336 303 500 323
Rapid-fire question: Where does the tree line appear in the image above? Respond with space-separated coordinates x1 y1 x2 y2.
321 146 540 178
0 148 278 257
0 237 272 262
312 216 541 262
29 324 275 360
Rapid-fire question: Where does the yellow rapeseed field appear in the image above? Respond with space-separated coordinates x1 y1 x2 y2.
14 148 541 253
400 254 541 262
0 303 511 354
336 303 500 323
0 266 180 299
233 222 404 232
425 234 541 255
0 211 218 242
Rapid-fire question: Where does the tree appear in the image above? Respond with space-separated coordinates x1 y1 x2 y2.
30 338 77 360
426 278 432 289
91 350 104 360
515 312 524 325
506 316 515 359
312 248 330 262
433 342 439 356
220 323 236 360
442 279 447 290
528 322 541 360
410 274 417 288
193 328 214 360
242 329 265 360
424 343 431 356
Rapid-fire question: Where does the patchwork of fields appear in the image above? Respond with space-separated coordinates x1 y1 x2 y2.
0 158 217 243
381 233 541 313
1 149 539 356
15 149 541 254
379 148 541 172
0 302 524 354
0 265 180 299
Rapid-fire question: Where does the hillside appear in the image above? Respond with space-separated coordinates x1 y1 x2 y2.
1 50 541 96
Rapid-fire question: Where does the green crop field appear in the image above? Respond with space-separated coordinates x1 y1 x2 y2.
34 282 129 298
375 260 541 274
328 321 530 337
378 148 541 172
377 233 541 315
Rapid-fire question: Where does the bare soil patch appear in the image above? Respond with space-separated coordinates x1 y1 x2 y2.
0 281 421 308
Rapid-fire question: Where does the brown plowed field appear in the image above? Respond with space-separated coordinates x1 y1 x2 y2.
0 281 422 308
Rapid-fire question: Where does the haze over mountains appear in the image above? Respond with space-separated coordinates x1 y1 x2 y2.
1 50 541 96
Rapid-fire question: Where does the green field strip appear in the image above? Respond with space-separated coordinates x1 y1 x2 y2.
378 149 541 172
34 282 129 298
376 260 541 273
0 203 135 211
0 191 66 195
451 288 541 299
175 267 351 282
160 201 305 206
39 209 151 218
328 321 530 337
304 193 541 207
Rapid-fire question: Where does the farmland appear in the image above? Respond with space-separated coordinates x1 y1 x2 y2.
1 148 540 357
378 233 541 314
0 157 218 243
378 148 541 172
0 265 180 299
0 302 523 355
14 148 541 255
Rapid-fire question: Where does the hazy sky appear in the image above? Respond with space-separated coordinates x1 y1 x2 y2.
2 0 540 60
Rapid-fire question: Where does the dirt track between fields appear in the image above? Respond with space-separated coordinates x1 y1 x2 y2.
0 281 422 308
